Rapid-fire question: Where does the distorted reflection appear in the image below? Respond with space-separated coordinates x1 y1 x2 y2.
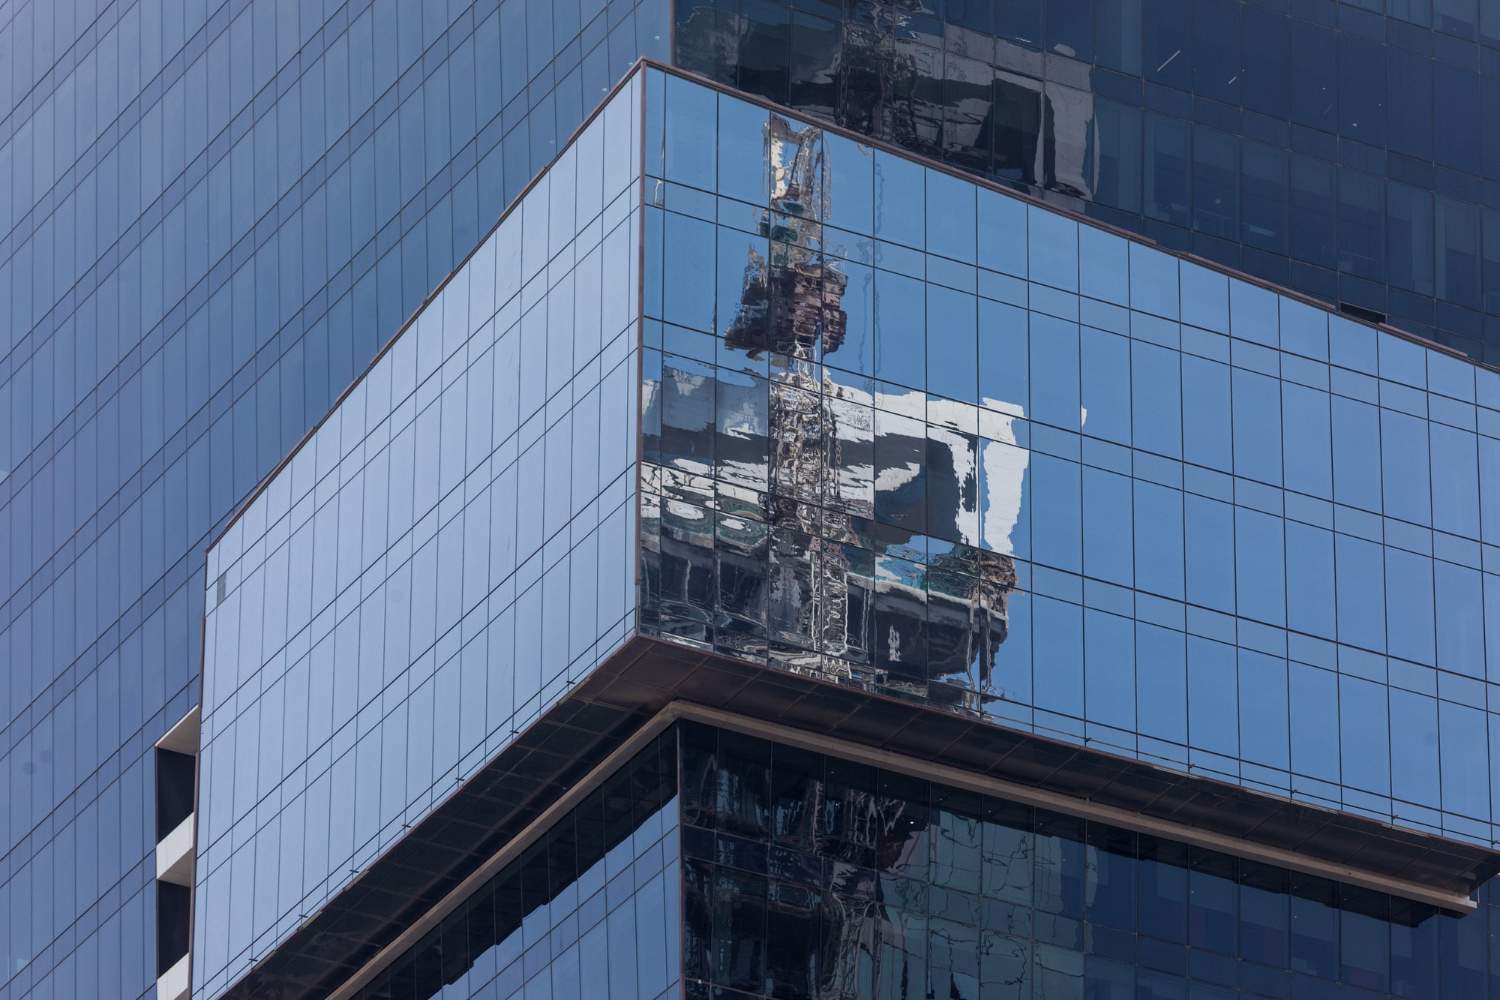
682 723 1468 1000
644 111 1023 718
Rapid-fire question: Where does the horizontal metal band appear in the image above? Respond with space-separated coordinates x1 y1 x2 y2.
325 704 683 1000
673 701 1479 915
331 697 1477 999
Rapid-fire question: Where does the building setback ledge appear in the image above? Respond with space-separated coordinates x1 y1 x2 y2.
231 634 1500 998
214 696 655 999
580 637 1500 912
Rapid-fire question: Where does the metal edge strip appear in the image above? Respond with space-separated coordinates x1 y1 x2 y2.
328 699 1477 1000
323 703 685 1000
675 703 1481 915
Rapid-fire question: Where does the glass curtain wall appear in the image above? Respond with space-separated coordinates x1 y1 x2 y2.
673 0 1500 365
0 3 665 998
354 730 682 1000
680 721 1500 1000
638 67 1500 850
193 72 644 1000
345 721 1500 1000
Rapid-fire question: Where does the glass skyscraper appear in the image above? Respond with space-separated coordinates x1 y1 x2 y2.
0 2 667 998
7 4 1500 1000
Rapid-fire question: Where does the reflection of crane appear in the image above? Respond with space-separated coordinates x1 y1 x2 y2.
926 548 1018 714
722 113 864 677
651 111 1023 718
836 1 941 157
721 114 1020 709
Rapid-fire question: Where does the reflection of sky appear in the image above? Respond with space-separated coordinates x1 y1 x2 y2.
718 396 762 438
980 393 1026 418
874 460 921 493
982 440 1028 557
929 426 979 546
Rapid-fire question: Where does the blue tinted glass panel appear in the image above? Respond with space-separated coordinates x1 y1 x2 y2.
196 78 645 998
634 68 1500 865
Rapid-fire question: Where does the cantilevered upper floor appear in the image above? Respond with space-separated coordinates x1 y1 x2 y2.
195 61 1500 999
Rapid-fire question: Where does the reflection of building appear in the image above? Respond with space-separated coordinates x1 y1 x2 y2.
676 0 1499 365
36 5 1500 1000
723 115 847 361
177 45 1500 1000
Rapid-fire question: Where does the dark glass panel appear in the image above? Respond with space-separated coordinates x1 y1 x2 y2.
1034 812 1086 920
1289 24 1337 132
1438 905 1487 998
718 729 773 840
771 744 824 852
874 904 929 1000
1339 34 1386 148
1237 863 1289 968
821 756 880 867
1388 900 1439 999
1192 125 1237 240
1084 825 1136 932
1145 113 1191 228
1288 874 1338 980
996 0 1042 48
685 858 714 983
1138 837 1189 944
929 916 981 1000
1439 196 1482 308
1338 168 1384 281
1187 850 1236 955
788 12 839 118
739 0 792 106
1388 182 1435 296
1094 99 1142 215
767 880 822 998
1241 141 1288 255
714 868 770 991
992 71 1044 187
1094 0 1143 76
1340 886 1390 993
1142 0 1190 90
941 52 995 174
877 770 932 880
1193 0 1240 104
1290 156 1337 270
932 786 985 895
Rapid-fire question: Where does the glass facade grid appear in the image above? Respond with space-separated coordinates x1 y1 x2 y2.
674 0 1500 365
354 729 683 1000
0 2 663 998
339 722 1500 1000
193 76 643 1000
679 721 1500 1000
8 0 1500 996
637 67 1500 851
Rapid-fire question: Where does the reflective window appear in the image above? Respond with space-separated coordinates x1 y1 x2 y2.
355 731 680 1000
677 722 1500 1000
2 2 674 997
636 68 1500 852
197 77 646 997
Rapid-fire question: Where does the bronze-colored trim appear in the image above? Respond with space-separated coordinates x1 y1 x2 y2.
326 699 1478 1000
324 705 682 1000
211 56 1500 995
677 703 1479 913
